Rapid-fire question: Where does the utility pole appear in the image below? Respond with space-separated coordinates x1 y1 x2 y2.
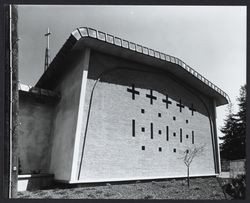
4 4 19 198
44 28 51 72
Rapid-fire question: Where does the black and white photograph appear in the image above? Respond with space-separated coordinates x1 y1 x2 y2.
3 4 246 200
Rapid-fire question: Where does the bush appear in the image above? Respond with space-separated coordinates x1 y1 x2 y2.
224 175 245 199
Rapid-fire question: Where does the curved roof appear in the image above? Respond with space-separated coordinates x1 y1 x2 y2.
36 27 229 106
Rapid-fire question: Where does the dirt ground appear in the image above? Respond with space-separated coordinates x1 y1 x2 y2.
17 177 231 199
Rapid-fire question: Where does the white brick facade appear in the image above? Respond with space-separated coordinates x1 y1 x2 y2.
72 51 218 182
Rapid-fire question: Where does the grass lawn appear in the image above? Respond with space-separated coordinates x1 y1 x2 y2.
17 177 230 199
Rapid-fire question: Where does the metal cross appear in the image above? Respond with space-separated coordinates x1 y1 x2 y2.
44 27 51 49
146 89 157 105
176 99 185 112
127 84 140 100
44 28 52 72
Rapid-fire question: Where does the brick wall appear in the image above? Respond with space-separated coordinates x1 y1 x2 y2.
75 51 217 182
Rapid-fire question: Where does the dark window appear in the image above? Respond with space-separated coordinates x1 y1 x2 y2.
132 120 135 137
186 149 189 153
146 89 157 105
173 132 176 137
166 126 169 141
180 128 182 143
186 134 189 139
192 131 194 144
176 99 185 112
186 120 188 123
162 94 172 109
159 147 162 152
142 146 145 150
173 116 176 120
127 84 140 100
141 127 145 132
151 122 153 139
158 113 161 117
141 109 145 114
159 130 162 134
189 103 196 116
173 148 176 153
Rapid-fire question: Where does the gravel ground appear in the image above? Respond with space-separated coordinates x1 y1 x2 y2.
17 177 230 199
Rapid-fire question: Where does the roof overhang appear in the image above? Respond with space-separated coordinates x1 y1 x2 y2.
36 27 229 107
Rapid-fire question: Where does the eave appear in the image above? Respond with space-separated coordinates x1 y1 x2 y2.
36 27 229 107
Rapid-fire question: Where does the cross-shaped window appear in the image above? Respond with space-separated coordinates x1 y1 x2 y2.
162 94 172 109
127 84 140 100
146 89 157 105
176 99 185 112
189 103 196 116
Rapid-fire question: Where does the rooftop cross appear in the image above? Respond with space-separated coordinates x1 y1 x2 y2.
45 27 51 49
44 28 51 72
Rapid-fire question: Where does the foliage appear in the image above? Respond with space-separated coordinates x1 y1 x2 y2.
220 85 246 160
182 145 205 167
223 175 246 199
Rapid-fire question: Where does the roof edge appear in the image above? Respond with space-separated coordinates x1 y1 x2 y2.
36 27 230 105
72 27 230 104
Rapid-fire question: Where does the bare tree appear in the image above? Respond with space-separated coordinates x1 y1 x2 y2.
179 144 206 188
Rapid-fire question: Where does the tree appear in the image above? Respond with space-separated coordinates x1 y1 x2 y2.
220 85 246 160
179 144 205 188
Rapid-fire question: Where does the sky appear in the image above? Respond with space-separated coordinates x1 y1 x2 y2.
17 5 246 141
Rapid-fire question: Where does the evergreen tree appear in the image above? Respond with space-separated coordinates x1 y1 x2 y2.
220 85 246 160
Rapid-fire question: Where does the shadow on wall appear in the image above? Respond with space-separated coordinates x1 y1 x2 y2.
86 50 213 118
18 92 56 175
88 67 209 118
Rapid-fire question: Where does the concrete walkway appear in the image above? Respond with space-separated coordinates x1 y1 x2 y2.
218 172 230 178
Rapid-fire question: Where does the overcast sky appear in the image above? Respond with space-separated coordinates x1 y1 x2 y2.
17 5 246 141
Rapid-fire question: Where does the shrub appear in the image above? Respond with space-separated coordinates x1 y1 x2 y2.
224 175 245 199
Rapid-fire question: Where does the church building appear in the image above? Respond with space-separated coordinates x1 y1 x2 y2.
18 27 229 186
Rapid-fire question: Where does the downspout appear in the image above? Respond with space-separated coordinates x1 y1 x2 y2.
9 4 13 198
